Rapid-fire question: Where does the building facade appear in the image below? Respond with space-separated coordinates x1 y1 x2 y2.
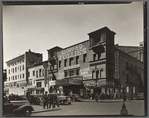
4 50 42 95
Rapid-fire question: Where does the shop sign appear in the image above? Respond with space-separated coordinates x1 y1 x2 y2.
56 79 67 85
64 64 80 70
83 81 96 87
49 80 56 86
68 78 82 85
59 44 87 60
115 51 120 79
97 79 106 87
80 68 92 79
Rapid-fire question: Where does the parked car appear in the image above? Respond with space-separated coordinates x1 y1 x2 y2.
30 95 40 105
3 97 34 117
69 94 83 102
57 94 71 105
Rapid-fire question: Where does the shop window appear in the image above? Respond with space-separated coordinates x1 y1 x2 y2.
76 56 79 64
69 57 73 66
64 59 67 67
59 61 61 68
83 54 87 63
37 82 41 87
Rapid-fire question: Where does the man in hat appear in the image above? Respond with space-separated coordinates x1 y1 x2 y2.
43 91 49 109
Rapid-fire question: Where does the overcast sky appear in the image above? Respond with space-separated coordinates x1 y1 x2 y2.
3 2 143 69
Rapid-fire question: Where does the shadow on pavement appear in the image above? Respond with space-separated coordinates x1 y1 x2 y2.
33 108 61 114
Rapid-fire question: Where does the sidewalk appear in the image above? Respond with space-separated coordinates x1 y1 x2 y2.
82 99 123 103
32 105 61 113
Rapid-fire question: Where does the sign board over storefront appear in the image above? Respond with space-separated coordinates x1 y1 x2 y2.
56 79 67 86
49 80 56 86
68 78 82 85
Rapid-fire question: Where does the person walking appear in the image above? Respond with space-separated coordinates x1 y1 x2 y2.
54 93 60 108
43 91 49 109
49 93 54 108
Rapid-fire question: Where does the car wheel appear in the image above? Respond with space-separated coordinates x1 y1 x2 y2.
23 109 31 117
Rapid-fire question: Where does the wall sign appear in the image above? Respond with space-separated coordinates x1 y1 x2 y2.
64 64 80 70
115 51 120 79
59 44 87 60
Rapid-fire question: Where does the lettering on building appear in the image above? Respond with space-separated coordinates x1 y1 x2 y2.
59 44 87 60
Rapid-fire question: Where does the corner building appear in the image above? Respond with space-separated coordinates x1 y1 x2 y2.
48 27 117 98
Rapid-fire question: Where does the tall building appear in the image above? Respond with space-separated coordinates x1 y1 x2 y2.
4 50 42 95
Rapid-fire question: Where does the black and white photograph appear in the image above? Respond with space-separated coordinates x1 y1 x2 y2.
2 1 147 117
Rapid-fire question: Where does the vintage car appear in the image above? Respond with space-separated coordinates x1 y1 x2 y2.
69 94 83 102
57 94 71 105
3 97 34 117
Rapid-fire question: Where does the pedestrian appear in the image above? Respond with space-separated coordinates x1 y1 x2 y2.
43 91 49 109
54 93 60 108
49 93 54 108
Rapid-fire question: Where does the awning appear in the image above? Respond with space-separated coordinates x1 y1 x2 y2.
68 78 82 85
56 79 68 86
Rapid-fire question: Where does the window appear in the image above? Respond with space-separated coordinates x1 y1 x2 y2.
22 65 24 70
37 82 41 87
59 61 61 68
96 71 99 79
23 74 24 78
69 58 73 66
39 69 41 77
9 69 10 74
76 56 79 64
64 71 68 77
13 68 14 73
15 75 17 80
93 54 96 61
36 71 38 78
76 69 79 75
33 71 35 76
20 66 21 71
64 59 67 67
98 54 101 60
70 70 74 76
15 67 17 72
20 74 21 79
126 86 129 93
83 54 87 63
9 77 10 81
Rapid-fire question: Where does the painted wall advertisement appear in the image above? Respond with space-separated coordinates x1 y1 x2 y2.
80 68 92 79
58 44 87 60
115 51 119 79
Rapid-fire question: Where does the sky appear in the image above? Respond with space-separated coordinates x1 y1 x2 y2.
3 2 143 69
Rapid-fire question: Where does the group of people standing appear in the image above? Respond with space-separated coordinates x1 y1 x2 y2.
43 91 60 109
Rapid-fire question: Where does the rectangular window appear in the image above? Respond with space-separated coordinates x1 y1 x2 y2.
126 86 129 93
83 54 87 63
76 56 79 64
9 77 10 81
69 57 73 66
15 67 17 72
76 69 79 75
33 71 35 76
9 69 10 74
96 71 99 79
37 82 41 87
20 74 21 79
64 71 68 77
15 75 17 80
20 66 21 71
23 74 24 78
13 68 14 73
64 59 67 67
70 70 74 76
22 65 24 70
93 54 96 61
36 71 38 78
59 61 61 68
39 69 41 77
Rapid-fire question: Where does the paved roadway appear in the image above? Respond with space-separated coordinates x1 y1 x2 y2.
31 100 145 116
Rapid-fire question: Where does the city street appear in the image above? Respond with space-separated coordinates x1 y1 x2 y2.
31 100 145 116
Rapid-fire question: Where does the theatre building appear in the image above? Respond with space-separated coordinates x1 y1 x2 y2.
47 27 116 98
47 26 144 99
